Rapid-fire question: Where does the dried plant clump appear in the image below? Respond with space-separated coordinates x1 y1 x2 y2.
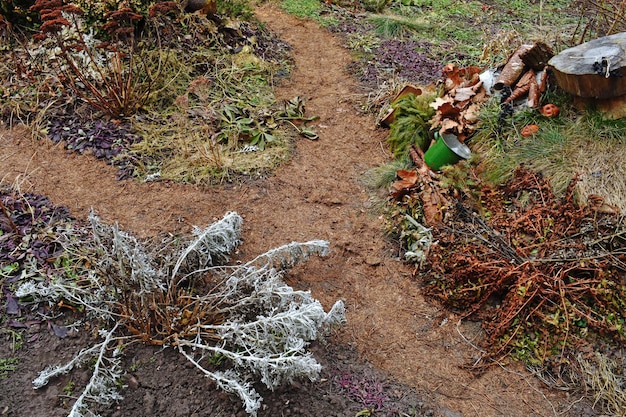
423 167 626 369
15 210 345 416
576 352 626 414
28 0 157 119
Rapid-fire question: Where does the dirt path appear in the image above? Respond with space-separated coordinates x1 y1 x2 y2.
0 4 572 416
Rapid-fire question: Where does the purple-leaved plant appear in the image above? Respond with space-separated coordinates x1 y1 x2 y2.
360 39 443 87
0 189 82 318
47 117 141 179
335 372 389 411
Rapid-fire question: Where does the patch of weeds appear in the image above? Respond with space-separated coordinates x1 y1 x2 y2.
382 193 425 255
120 20 309 184
346 32 381 54
0 357 18 379
472 93 626 210
362 158 412 191
577 351 626 414
360 0 391 13
581 110 626 144
217 0 254 19
129 79 315 184
358 39 442 87
280 0 322 19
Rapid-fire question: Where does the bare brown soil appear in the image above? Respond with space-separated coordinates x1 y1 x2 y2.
0 4 595 417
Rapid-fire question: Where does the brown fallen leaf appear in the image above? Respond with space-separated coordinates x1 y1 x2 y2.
463 103 482 125
453 86 475 102
391 169 419 199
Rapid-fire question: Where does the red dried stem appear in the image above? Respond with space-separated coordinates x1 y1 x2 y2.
425 167 626 367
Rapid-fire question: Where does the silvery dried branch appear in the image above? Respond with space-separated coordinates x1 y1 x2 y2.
89 210 167 295
170 211 243 285
173 239 345 415
19 211 344 417
34 324 124 417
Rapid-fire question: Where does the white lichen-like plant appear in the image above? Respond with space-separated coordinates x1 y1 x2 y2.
17 211 345 417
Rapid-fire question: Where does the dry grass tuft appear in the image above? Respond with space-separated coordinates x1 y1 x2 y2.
571 138 626 212
577 352 626 414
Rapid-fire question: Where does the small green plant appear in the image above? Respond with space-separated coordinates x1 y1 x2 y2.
6 329 24 352
207 352 225 366
0 262 19 277
217 104 279 150
62 380 76 396
0 357 18 379
387 92 436 158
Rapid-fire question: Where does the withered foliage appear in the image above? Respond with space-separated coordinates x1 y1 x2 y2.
425 167 626 366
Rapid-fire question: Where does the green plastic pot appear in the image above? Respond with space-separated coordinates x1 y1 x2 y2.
423 132 471 171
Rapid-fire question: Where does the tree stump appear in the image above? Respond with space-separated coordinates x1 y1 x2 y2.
548 32 626 99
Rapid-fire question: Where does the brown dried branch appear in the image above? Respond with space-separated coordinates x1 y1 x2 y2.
423 167 626 367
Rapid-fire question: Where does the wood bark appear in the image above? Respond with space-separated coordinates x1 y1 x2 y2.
519 41 554 71
493 44 532 90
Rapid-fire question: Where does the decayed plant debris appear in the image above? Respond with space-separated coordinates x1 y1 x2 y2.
419 167 626 369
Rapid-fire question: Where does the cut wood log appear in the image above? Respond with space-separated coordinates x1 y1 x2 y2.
519 41 554 70
548 32 626 99
493 44 532 90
